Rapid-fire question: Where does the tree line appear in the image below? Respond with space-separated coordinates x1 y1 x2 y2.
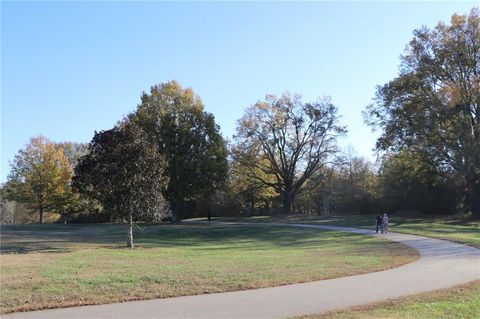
1 9 478 245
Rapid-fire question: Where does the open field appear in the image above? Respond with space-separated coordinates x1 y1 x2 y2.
0 223 417 314
297 280 480 319
219 215 480 247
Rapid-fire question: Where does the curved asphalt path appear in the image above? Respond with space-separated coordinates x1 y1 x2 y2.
3 223 480 319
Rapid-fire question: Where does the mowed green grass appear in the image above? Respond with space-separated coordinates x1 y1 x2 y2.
222 215 480 247
0 223 417 314
297 280 480 319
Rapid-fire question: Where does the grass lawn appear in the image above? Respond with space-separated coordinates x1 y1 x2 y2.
296 280 480 319
219 214 480 247
0 223 417 314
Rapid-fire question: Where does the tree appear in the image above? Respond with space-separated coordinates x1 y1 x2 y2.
0 187 15 225
55 142 89 167
230 159 277 215
378 151 459 214
233 93 346 214
54 142 98 223
6 136 73 224
73 122 169 248
333 149 378 214
364 8 480 217
130 81 228 221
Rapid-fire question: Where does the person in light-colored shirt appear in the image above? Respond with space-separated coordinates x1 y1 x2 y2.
382 213 389 234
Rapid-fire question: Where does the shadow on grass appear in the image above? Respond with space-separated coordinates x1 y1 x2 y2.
0 243 72 254
135 224 378 252
0 223 378 254
1 224 125 254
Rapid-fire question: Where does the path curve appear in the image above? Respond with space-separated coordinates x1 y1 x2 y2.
4 223 480 319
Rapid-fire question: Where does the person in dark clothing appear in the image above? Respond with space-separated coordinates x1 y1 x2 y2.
207 210 212 223
376 214 383 233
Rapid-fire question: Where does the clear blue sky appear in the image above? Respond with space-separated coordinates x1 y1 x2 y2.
1 1 477 183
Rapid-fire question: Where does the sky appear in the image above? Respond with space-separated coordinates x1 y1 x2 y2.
1 1 477 183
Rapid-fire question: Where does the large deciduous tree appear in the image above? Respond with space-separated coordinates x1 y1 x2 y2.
6 136 73 224
364 8 480 217
130 81 228 221
73 122 169 248
233 93 346 214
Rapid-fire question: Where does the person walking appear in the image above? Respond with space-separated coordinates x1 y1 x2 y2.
382 213 389 234
376 214 383 233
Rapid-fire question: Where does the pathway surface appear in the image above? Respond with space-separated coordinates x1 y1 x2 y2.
3 223 480 319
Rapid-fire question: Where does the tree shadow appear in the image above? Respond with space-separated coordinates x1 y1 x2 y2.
0 222 384 254
0 243 72 254
134 223 374 251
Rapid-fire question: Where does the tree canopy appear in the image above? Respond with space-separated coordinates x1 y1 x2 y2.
73 122 169 247
378 151 459 214
233 93 346 214
130 81 228 220
365 8 480 217
6 136 73 224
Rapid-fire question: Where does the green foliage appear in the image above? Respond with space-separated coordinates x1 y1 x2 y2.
131 81 228 220
378 151 459 214
73 122 169 247
365 8 480 217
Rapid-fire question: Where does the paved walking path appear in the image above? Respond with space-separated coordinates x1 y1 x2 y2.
3 223 480 319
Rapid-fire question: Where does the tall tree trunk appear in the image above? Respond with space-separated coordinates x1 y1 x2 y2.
264 200 270 215
282 193 293 215
39 205 44 224
127 212 134 248
323 193 330 216
250 197 255 216
171 201 178 223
